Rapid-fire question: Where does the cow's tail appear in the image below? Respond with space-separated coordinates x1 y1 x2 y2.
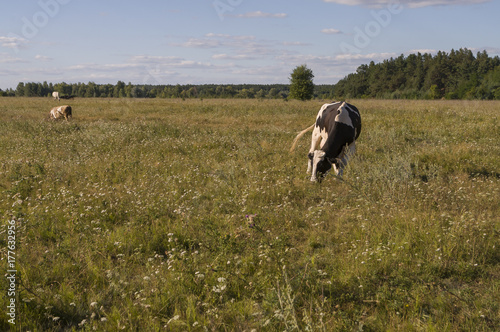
290 124 315 152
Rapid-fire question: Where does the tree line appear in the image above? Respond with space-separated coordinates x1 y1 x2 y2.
334 48 500 100
0 81 336 100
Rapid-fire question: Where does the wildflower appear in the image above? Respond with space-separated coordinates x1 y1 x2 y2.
90 302 98 307
246 214 257 228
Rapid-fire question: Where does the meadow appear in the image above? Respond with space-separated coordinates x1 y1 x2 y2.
0 97 498 331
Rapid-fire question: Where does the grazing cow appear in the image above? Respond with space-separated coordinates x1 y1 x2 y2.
52 91 60 101
49 105 72 121
291 101 361 182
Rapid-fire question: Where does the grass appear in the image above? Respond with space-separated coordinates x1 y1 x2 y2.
0 97 499 331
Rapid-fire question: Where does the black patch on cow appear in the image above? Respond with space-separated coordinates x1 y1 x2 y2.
321 122 355 160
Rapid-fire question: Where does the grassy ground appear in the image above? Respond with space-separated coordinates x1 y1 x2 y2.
0 97 499 331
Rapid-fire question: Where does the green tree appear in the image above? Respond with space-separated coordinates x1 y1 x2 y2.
15 82 25 97
114 81 125 98
289 65 314 101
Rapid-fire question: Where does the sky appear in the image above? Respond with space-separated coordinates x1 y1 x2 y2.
0 0 499 90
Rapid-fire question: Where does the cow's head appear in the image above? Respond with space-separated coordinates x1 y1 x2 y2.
310 150 333 182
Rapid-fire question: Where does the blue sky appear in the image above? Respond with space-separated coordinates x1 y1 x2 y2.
0 0 499 89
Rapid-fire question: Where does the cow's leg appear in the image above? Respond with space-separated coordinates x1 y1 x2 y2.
307 127 322 174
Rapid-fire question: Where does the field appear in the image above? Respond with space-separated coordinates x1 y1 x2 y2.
0 97 499 331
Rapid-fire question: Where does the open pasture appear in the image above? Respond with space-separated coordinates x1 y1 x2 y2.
0 98 499 331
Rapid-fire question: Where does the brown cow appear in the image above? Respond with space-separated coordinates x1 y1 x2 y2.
49 105 72 121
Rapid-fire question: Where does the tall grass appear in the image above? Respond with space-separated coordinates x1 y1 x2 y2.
0 98 499 331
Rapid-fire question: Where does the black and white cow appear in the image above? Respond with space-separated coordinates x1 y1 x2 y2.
290 102 361 182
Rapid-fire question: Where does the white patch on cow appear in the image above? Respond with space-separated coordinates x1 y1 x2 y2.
310 150 326 182
335 102 354 128
318 128 328 148
316 102 341 122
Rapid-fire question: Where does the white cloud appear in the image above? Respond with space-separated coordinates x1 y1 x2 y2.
130 55 183 64
35 55 53 62
0 36 28 49
282 41 311 46
173 33 281 59
176 37 221 49
470 47 500 55
232 11 287 18
68 63 141 71
206 33 255 40
0 53 26 63
322 0 491 8
278 52 398 64
406 49 437 54
334 52 397 61
321 28 343 35
212 54 257 60
175 33 257 49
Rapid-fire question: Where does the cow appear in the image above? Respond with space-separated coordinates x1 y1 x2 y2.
49 105 72 121
52 91 60 101
290 101 361 182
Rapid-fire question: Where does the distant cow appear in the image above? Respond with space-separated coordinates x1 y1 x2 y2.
291 102 361 182
52 91 60 101
50 105 72 121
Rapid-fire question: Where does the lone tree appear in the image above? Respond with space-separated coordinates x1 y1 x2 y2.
289 65 314 100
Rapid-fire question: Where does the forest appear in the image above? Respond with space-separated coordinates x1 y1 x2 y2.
334 48 500 100
1 49 498 100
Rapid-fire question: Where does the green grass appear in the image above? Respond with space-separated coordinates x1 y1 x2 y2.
1 97 499 331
